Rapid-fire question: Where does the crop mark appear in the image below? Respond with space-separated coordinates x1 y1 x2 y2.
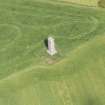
53 16 99 40
4 39 43 66
34 85 41 105
83 70 105 105
0 65 47 84
0 23 22 52
55 81 74 105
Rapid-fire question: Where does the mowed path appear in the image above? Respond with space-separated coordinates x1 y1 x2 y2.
0 0 105 105
57 0 98 6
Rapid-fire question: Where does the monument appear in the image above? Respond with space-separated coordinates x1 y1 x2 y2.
47 37 57 56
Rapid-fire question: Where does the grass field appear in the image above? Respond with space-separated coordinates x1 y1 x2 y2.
1 0 105 105
58 0 99 6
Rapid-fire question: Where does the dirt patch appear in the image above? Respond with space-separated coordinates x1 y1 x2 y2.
46 58 57 65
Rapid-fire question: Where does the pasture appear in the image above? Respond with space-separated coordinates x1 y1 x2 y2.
0 0 105 105
58 0 98 6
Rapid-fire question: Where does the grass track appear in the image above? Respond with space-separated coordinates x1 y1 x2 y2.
58 0 98 6
0 0 105 105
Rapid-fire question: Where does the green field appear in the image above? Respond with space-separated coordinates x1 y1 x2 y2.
1 0 105 105
58 0 98 6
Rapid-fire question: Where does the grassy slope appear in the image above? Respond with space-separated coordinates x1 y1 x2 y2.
0 0 105 105
57 0 99 6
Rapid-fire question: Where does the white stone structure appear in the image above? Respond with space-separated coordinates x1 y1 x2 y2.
47 37 57 56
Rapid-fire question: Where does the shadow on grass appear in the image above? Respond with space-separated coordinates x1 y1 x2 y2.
44 38 48 49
